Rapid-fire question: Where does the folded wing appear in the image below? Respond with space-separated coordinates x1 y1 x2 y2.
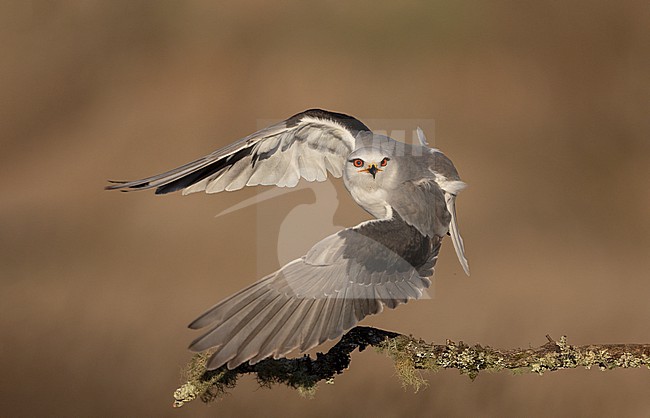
387 173 469 275
386 178 451 238
445 192 470 275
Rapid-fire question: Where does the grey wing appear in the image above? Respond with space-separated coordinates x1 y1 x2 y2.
188 219 438 370
388 161 470 276
426 150 470 276
387 179 451 238
105 109 369 195
445 192 470 275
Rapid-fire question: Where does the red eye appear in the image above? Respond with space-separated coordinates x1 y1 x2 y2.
352 159 364 168
380 157 390 167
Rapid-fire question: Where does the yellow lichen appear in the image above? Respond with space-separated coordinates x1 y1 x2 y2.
172 331 650 406
377 336 428 392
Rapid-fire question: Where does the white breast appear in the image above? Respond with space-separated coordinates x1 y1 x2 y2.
347 183 393 219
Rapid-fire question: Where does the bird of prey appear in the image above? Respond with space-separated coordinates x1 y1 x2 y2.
106 109 469 370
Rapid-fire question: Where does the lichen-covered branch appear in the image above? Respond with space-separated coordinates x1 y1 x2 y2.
173 326 650 407
378 333 650 391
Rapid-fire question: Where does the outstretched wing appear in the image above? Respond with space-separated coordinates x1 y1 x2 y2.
188 216 441 370
106 109 369 195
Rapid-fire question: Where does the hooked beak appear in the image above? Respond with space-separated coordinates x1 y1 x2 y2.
361 164 381 179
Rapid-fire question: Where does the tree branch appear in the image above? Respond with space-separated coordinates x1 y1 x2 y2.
172 326 650 407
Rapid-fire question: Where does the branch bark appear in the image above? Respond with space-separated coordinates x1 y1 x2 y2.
172 326 650 407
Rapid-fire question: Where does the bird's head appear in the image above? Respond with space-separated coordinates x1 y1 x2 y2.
344 146 395 188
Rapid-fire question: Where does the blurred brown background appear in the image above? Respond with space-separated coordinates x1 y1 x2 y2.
2 1 649 417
